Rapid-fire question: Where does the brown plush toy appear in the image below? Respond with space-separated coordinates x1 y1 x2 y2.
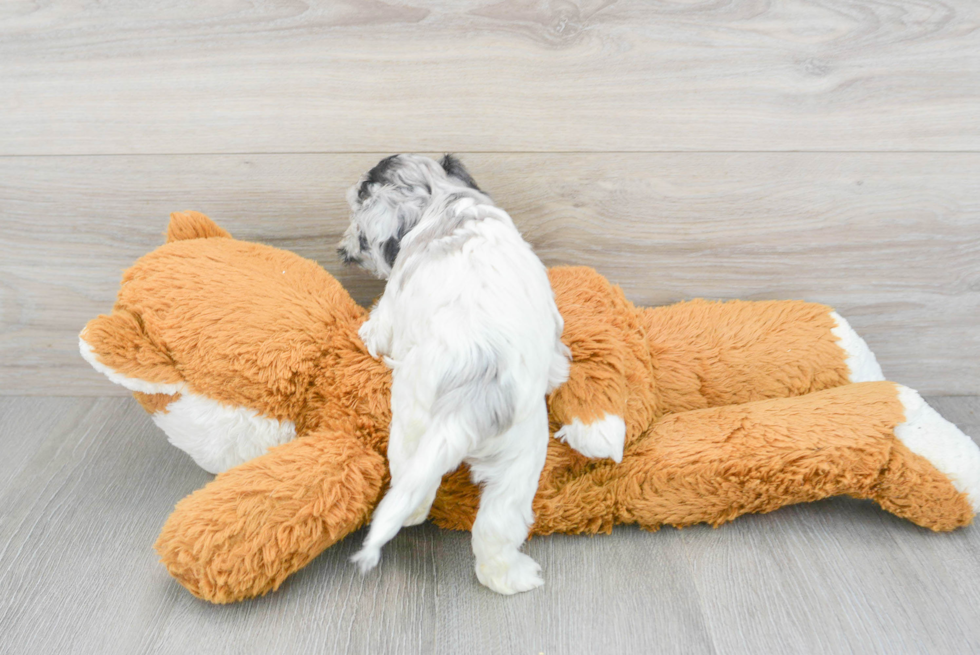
80 211 980 604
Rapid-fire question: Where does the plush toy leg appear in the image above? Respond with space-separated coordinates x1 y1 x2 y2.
154 430 386 604
613 382 977 533
641 300 857 413
546 267 633 460
829 312 885 382
548 272 887 457
554 414 626 462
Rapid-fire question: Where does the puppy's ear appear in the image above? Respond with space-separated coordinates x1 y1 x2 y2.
440 154 482 192
358 154 402 202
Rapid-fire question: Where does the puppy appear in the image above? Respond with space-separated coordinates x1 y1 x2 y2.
338 154 568 593
338 154 623 594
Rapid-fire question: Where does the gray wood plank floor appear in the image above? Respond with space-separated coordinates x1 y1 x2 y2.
2 395 979 654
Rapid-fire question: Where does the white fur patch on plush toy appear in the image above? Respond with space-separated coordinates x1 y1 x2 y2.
830 312 885 383
80 334 295 474
895 385 980 512
555 414 626 463
152 393 296 474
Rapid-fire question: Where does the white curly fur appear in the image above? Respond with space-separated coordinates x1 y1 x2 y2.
341 154 571 594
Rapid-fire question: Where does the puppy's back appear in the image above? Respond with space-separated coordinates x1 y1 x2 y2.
387 212 565 436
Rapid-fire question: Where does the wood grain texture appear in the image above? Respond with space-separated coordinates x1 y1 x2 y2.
679 398 980 654
432 527 716 654
1 396 979 653
0 397 436 655
2 153 977 395
2 0 980 154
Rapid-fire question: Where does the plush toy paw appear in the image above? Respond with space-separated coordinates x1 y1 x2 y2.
894 385 980 510
555 414 626 463
350 544 382 574
475 551 544 595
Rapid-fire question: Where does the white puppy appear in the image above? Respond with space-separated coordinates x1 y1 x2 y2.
338 154 571 594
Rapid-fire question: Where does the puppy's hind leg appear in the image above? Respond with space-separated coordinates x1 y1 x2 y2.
387 407 439 527
351 425 465 573
469 402 550 595
403 487 438 527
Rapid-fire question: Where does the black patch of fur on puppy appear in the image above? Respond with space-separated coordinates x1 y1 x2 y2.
440 154 482 192
337 247 356 265
383 236 400 268
338 233 370 265
358 154 401 201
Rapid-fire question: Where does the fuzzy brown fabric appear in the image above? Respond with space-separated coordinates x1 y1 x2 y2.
133 392 179 414
81 211 972 604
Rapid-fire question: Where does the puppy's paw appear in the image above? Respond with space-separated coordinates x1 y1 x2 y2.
350 544 382 574
555 414 626 463
476 551 544 595
357 320 386 359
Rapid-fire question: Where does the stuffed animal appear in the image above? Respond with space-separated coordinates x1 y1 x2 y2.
80 211 980 604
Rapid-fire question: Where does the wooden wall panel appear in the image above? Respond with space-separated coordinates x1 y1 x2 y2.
2 153 977 394
1 0 979 154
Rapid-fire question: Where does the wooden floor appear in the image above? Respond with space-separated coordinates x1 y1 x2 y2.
1 395 979 654
3 1 980 653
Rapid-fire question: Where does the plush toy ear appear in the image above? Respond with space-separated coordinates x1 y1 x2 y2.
166 210 232 243
154 428 386 603
79 309 183 392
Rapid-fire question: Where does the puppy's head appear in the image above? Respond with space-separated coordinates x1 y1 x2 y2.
337 154 483 278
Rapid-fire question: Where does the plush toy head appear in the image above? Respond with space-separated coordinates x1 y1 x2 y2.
80 211 980 603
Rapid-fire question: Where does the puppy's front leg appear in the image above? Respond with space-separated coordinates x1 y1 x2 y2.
358 295 394 358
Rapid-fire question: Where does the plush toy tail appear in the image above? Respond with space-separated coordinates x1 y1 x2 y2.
155 428 386 603
166 210 231 242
